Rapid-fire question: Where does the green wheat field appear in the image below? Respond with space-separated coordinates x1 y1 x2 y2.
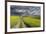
10 16 40 28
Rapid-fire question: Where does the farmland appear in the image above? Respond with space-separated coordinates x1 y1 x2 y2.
10 16 40 28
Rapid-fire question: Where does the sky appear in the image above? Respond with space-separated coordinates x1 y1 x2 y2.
10 5 40 16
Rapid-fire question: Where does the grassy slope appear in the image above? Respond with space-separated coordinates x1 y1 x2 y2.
10 16 40 28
